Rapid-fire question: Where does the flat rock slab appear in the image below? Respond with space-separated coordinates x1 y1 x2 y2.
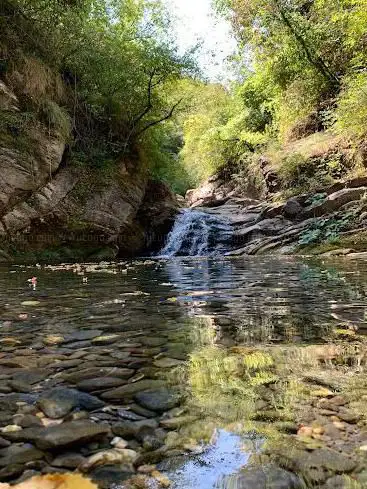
134 388 181 412
112 419 158 438
37 387 104 418
63 330 103 343
116 409 146 422
77 377 127 392
102 380 166 401
153 357 184 368
4 421 109 450
63 367 134 383
11 369 49 385
140 337 167 347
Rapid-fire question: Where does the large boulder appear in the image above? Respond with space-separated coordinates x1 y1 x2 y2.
303 187 367 217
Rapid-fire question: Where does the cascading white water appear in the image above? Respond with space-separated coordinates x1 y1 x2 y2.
159 209 232 257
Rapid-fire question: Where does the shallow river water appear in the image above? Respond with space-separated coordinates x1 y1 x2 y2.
0 256 367 488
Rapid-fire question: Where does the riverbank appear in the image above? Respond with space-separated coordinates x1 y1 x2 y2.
185 170 367 258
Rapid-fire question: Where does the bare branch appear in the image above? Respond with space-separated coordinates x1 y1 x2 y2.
135 98 183 137
129 69 156 129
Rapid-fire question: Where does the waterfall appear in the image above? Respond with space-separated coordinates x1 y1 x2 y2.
159 209 232 257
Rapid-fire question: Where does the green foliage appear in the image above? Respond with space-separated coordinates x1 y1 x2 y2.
187 0 367 194
176 78 270 186
298 212 356 246
1 0 197 189
335 73 367 140
2 0 367 194
277 149 349 194
305 193 327 208
141 122 194 195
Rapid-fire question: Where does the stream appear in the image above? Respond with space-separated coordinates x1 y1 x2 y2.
0 255 367 488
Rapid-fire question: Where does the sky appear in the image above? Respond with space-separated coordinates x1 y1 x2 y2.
164 0 237 82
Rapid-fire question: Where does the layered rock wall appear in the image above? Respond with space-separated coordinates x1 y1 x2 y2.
0 82 178 261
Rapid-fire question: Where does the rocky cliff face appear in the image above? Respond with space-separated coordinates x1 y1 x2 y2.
0 82 178 262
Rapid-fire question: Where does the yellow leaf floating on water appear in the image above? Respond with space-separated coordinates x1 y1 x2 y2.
0 473 98 489
20 300 41 306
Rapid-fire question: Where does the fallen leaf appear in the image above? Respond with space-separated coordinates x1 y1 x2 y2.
11 474 98 489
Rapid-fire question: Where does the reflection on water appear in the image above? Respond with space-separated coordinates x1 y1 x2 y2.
164 256 367 343
1 256 366 346
160 430 254 489
0 256 366 488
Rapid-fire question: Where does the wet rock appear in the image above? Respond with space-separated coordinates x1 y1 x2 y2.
14 415 43 428
89 465 134 489
65 410 90 422
160 415 198 429
63 330 102 342
11 369 49 385
77 377 127 392
228 465 304 489
0 437 10 449
92 335 120 345
134 388 181 413
153 357 184 368
110 351 131 360
111 437 128 449
37 387 104 418
139 432 164 451
0 463 24 480
274 422 298 434
130 404 157 419
63 367 134 384
14 469 41 484
80 448 138 472
9 380 32 393
271 445 357 482
140 337 167 347
137 464 156 474
283 198 303 218
0 383 11 394
0 443 44 467
6 420 109 450
51 452 87 469
112 419 158 439
116 409 146 422
1 425 22 435
134 449 166 467
102 380 165 401
48 359 82 370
